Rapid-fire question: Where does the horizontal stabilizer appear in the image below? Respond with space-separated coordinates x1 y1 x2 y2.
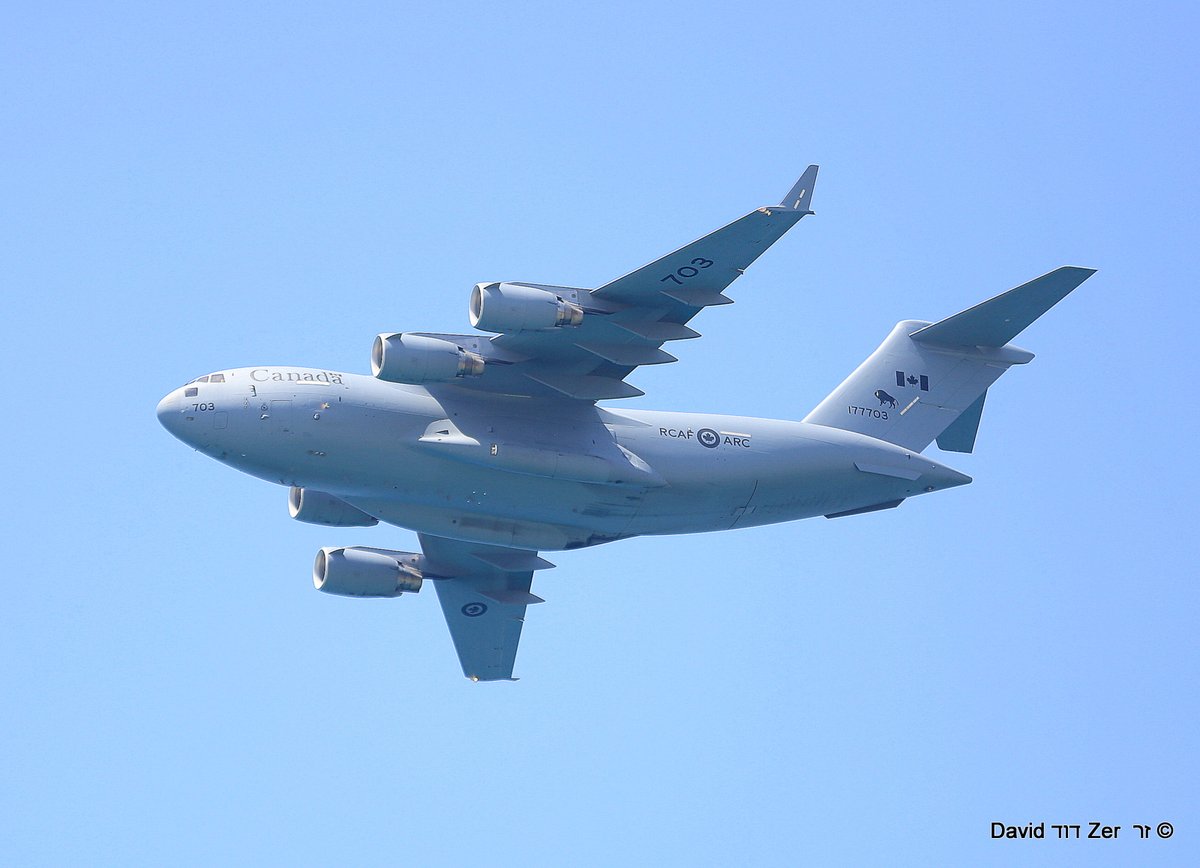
911 266 1096 347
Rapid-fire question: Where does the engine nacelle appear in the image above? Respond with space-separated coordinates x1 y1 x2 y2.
288 487 379 527
469 282 584 333
313 547 423 598
372 333 485 384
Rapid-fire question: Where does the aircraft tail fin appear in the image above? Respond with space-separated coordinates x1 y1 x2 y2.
803 266 1096 453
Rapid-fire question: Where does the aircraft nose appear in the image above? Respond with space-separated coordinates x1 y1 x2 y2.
157 389 183 435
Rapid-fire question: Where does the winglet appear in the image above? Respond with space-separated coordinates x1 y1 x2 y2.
779 164 819 213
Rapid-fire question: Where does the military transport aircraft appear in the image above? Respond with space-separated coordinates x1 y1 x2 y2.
157 166 1095 680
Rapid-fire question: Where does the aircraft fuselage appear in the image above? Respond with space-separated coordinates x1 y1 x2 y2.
157 366 970 551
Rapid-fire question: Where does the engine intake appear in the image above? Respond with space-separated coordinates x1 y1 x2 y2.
469 282 584 333
372 333 485 384
289 487 379 527
313 547 423 598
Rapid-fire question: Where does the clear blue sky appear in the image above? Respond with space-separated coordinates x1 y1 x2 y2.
3 2 1196 865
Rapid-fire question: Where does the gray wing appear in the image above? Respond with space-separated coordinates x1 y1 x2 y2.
418 166 818 401
419 533 554 682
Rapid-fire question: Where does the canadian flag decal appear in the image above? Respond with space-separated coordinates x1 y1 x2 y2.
895 371 930 391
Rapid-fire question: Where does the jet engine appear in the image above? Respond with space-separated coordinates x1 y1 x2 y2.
469 282 584 333
313 546 423 598
372 333 485 384
288 487 379 527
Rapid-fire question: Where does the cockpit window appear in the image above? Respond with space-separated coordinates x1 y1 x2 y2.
210 373 225 383
185 387 198 397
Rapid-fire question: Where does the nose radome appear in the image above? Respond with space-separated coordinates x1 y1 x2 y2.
156 390 180 432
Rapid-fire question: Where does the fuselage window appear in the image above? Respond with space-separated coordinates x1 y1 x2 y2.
185 387 199 397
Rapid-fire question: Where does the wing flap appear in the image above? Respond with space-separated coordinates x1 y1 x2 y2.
478 587 545 606
526 371 646 400
574 342 678 366
659 287 735 307
468 548 555 572
610 320 701 342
